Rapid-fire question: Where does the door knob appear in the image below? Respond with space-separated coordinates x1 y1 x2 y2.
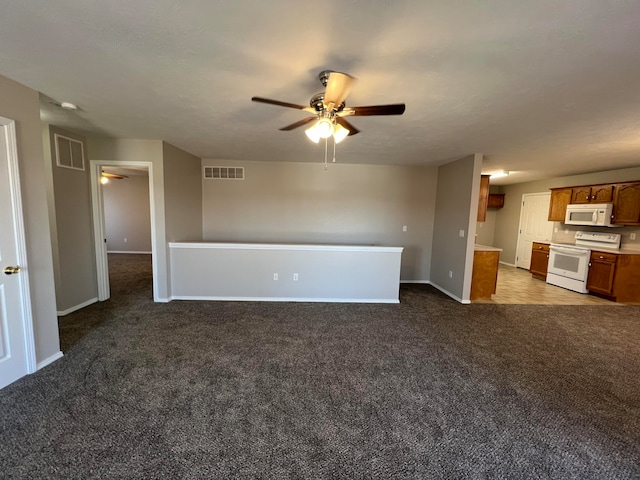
4 266 21 275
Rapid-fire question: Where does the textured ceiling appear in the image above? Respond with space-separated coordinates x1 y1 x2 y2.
1 0 640 185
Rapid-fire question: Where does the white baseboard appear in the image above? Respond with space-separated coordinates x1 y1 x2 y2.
170 295 400 304
107 250 152 254
499 260 517 267
428 282 470 304
400 280 430 284
37 351 63 371
57 297 98 316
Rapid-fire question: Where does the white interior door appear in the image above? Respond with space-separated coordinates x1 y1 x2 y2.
0 118 35 389
515 192 554 269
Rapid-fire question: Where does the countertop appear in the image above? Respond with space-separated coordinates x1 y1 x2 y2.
474 244 503 252
590 246 640 255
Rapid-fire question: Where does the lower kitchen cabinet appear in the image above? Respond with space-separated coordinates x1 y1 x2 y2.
471 250 500 300
587 251 640 302
586 251 616 295
529 242 550 280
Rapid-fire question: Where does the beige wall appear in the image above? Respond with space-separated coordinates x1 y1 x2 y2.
103 175 152 252
476 209 497 246
44 125 98 313
162 142 203 296
0 75 60 364
87 137 170 299
430 154 482 301
494 166 640 263
201 160 438 281
162 142 202 243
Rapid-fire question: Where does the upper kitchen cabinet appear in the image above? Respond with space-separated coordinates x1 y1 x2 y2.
477 175 490 222
548 188 572 221
487 193 505 209
612 182 640 225
549 180 640 224
571 184 614 204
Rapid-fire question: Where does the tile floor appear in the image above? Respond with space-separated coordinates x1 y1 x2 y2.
473 264 621 305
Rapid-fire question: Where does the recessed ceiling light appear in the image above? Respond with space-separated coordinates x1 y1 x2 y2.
489 170 509 179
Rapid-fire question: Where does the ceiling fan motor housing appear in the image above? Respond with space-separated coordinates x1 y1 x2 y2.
318 70 333 87
310 93 325 111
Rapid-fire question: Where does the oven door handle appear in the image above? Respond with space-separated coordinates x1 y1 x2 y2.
550 246 590 256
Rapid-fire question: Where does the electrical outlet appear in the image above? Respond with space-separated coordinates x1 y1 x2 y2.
631 233 637 240
459 230 465 238
273 273 278 280
124 238 128 243
449 270 453 278
293 273 299 281
402 225 407 232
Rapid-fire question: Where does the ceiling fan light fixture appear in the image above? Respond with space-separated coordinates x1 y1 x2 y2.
333 123 349 144
305 125 321 143
100 176 110 184
315 118 334 139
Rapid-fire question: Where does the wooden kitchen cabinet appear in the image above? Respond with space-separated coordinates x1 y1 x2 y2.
586 251 616 295
590 184 614 203
487 193 505 209
571 184 614 204
570 186 592 204
612 182 640 225
529 242 550 280
587 251 640 302
477 175 490 222
549 180 640 224
471 249 500 300
548 188 572 221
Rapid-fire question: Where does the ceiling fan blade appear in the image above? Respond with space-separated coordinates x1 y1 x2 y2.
251 97 308 110
335 117 360 136
279 116 318 131
324 72 357 110
102 171 129 179
340 104 406 117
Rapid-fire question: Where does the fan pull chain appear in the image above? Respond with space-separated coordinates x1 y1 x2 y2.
333 137 337 163
324 137 328 170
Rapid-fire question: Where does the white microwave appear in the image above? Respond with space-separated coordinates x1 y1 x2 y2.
565 203 616 226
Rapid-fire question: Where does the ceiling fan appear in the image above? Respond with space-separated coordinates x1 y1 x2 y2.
101 171 128 180
251 70 405 144
101 170 128 184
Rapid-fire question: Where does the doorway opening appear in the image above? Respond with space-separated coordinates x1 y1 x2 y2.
90 160 159 302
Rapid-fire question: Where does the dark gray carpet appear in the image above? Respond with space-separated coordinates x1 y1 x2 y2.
1 254 639 479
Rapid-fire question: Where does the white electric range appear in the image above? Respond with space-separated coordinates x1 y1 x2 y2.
547 231 621 293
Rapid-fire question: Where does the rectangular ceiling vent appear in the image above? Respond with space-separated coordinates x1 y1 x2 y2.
203 166 244 180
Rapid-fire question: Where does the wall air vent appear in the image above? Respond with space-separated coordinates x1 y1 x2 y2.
54 134 85 171
203 166 244 180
